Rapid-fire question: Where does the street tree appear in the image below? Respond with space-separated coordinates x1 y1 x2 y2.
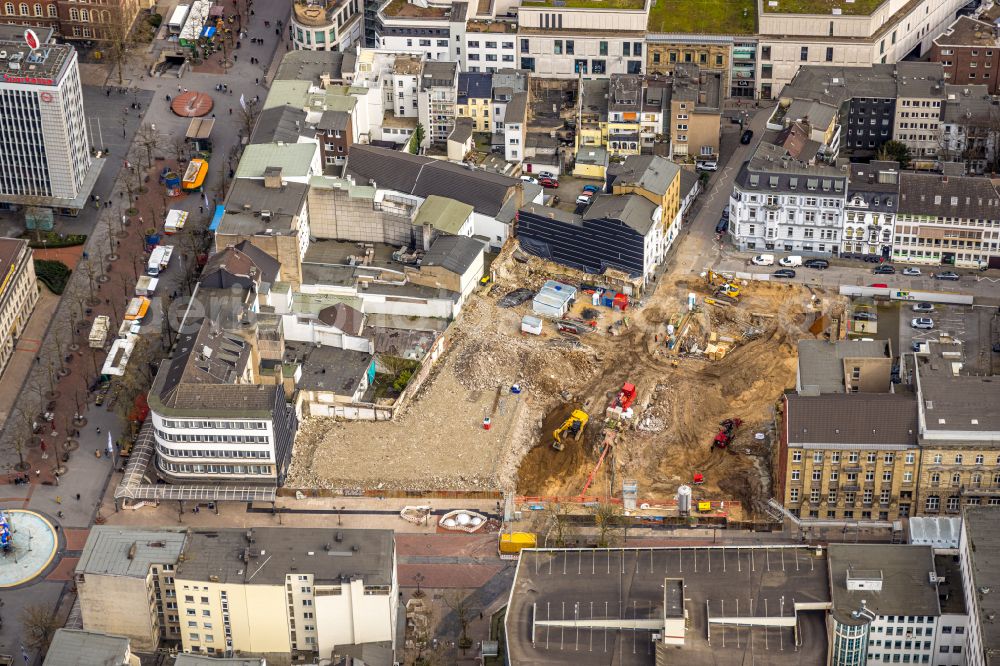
135 123 162 174
592 502 624 547
545 502 575 547
21 603 61 653
875 140 912 168
103 7 150 85
410 123 426 154
444 591 475 652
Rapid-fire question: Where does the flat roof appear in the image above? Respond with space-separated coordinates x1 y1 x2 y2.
521 0 645 9
0 26 72 82
77 526 187 578
786 393 918 447
797 339 891 394
291 343 372 395
507 546 829 665
762 0 885 15
828 544 940 626
915 341 1000 436
963 507 1000 661
647 0 756 35
44 629 131 666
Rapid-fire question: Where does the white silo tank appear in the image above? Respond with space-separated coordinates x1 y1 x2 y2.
677 485 692 514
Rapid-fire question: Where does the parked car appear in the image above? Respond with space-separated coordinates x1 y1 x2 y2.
773 269 796 278
751 254 775 266
902 267 922 276
804 259 829 269
740 129 754 144
696 160 718 172
715 218 729 234
582 184 600 194
911 317 935 329
912 302 935 313
575 194 593 205
873 264 895 274
779 255 803 267
870 283 889 288
539 177 559 188
520 175 538 185
912 341 924 352
538 171 556 179
853 311 876 321
935 271 960 281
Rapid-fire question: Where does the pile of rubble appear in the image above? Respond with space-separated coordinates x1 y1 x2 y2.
452 334 600 393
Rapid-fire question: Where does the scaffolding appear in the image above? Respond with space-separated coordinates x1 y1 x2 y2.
114 421 277 504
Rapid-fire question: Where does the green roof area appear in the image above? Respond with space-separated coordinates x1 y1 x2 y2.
762 0 885 15
235 144 317 178
648 0 756 34
413 195 474 235
521 0 646 10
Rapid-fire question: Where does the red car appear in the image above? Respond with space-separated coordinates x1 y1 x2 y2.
539 177 559 188
870 283 889 289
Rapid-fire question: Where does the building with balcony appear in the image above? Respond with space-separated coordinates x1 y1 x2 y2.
913 341 1000 517
893 171 1000 268
728 141 846 255
516 0 649 78
0 238 38 376
779 393 919 523
842 161 899 259
606 154 681 252
76 526 398 662
417 60 459 145
941 84 1000 175
606 74 642 156
377 0 466 61
456 71 493 132
645 35 731 90
756 0 965 100
931 15 1000 96
289 0 364 52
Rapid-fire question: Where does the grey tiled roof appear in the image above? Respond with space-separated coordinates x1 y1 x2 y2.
249 104 309 145
845 162 900 213
44 629 131 666
346 144 518 216
898 172 1000 219
421 234 485 274
734 142 846 196
606 155 680 197
785 393 918 446
274 49 350 84
583 194 658 236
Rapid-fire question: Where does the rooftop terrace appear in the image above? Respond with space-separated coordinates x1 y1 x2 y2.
648 0 756 35
521 0 646 10
381 0 450 18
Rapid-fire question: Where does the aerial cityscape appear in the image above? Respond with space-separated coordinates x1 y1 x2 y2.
0 0 997 663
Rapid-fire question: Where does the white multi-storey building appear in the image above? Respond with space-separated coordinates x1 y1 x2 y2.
377 0 466 62
417 60 459 145
463 20 517 72
0 26 99 213
0 238 38 376
842 161 899 259
728 142 846 255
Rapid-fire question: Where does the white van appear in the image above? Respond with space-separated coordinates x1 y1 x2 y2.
779 255 803 267
751 254 775 266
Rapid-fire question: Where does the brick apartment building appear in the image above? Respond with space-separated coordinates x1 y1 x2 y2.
930 15 1000 96
0 0 147 41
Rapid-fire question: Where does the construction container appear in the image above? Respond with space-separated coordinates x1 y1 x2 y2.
532 280 577 318
698 501 712 513
499 532 537 555
521 315 543 335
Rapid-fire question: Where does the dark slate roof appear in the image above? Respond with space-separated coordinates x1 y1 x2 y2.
204 241 281 286
420 234 485 274
679 168 699 196
292 344 373 395
608 74 642 112
274 49 351 84
583 194 658 236
317 110 350 132
898 172 1000 218
458 71 493 103
449 117 474 143
346 144 518 216
785 393 918 446
421 61 458 89
318 302 366 336
249 104 309 145
846 162 900 213
734 141 846 197
233 240 281 283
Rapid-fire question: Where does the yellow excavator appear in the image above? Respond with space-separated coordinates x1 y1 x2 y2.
706 270 740 303
552 409 589 451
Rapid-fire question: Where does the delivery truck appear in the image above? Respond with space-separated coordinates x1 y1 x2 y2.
147 245 173 276
88 315 110 348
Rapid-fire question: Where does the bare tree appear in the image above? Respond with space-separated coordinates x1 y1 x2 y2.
135 123 162 175
21 603 60 653
545 502 575 547
112 334 157 429
103 6 151 84
444 591 475 652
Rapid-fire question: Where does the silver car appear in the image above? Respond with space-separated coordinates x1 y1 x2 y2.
911 317 934 330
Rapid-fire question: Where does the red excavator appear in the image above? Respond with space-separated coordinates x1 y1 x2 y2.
712 418 743 449
613 383 637 411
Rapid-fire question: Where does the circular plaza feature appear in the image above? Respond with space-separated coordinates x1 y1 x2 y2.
171 92 214 118
0 510 58 588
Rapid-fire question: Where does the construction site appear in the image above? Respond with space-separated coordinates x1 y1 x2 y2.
287 242 848 524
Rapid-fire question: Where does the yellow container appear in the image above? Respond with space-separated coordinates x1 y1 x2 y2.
499 532 537 554
697 501 712 513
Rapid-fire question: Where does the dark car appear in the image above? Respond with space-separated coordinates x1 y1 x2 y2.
740 129 754 145
873 264 896 275
935 271 960 281
539 177 559 189
715 218 729 233
773 269 796 278
804 259 829 269
853 311 877 321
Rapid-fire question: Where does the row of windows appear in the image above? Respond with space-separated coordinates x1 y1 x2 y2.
157 444 271 460
160 419 268 430
790 469 901 483
155 429 269 444
1 2 56 17
792 451 912 464
159 461 274 475
466 40 513 49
